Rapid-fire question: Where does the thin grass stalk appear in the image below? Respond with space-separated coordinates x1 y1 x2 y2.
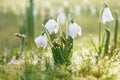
90 35 98 53
114 11 119 48
59 25 62 37
99 32 105 55
98 22 102 55
20 37 25 53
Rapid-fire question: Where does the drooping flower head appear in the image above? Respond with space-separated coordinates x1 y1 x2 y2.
69 20 82 39
102 4 114 24
45 19 59 34
34 34 48 49
57 12 66 25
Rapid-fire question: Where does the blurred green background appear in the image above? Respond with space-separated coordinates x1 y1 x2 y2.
0 0 120 51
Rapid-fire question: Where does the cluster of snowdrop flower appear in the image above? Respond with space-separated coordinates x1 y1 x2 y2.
34 11 82 65
34 12 82 49
34 3 115 65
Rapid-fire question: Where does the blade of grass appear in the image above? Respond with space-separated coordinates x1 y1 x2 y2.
90 34 98 53
114 11 119 48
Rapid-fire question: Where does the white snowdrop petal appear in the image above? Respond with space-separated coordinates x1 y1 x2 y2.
69 23 82 39
34 36 41 48
54 20 59 33
42 36 48 49
78 28 82 36
57 12 66 25
102 7 114 24
45 19 59 34
76 24 82 36
54 27 59 33
34 35 48 49
45 19 55 34
74 23 82 35
69 23 78 39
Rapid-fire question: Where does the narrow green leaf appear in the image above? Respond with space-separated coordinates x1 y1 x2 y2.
104 28 110 55
99 31 105 55
26 0 35 40
68 49 73 62
90 35 98 53
114 11 119 48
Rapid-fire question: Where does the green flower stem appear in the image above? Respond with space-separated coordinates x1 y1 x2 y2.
66 14 71 39
42 24 53 48
59 25 62 37
114 11 119 48
20 37 25 53
90 35 98 53
14 33 25 53
100 31 105 55
104 27 110 55
98 4 104 56
98 22 102 55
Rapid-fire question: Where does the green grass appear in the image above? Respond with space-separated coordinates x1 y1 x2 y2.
0 46 120 80
0 0 120 80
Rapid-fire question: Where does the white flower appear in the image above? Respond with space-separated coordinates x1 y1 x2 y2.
45 19 59 34
34 35 48 49
102 7 114 24
74 5 81 15
57 12 66 25
69 22 82 39
90 6 96 15
63 1 69 7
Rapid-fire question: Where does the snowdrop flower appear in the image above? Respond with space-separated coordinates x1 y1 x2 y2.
82 0 89 4
69 22 82 39
74 5 81 15
44 1 51 8
63 1 69 7
90 6 96 15
45 19 59 34
50 9 56 17
102 7 114 24
34 34 48 49
57 12 66 25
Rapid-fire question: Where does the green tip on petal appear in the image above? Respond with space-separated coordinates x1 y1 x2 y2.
41 32 45 36
71 19 74 23
30 0 33 2
103 2 108 8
